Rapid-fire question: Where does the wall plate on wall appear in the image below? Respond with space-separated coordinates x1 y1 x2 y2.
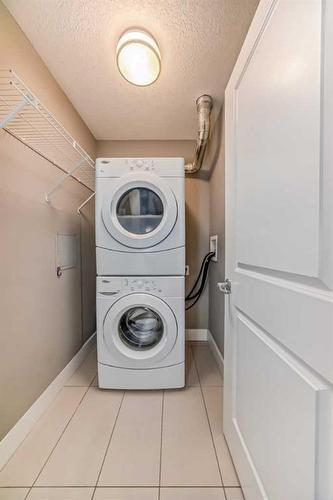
56 233 79 271
210 235 218 262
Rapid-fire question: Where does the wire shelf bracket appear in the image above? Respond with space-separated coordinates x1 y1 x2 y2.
45 158 86 202
0 96 29 128
77 192 96 215
0 69 96 211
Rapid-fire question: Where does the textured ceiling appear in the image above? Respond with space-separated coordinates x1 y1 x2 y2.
4 0 259 140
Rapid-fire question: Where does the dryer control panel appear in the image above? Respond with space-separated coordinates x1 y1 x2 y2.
124 278 162 293
128 159 156 172
95 157 184 178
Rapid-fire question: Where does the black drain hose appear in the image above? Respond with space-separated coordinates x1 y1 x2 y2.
185 251 215 310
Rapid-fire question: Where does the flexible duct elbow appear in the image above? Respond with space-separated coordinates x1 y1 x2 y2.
185 94 213 174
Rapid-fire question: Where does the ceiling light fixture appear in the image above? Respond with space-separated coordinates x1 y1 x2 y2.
116 29 161 86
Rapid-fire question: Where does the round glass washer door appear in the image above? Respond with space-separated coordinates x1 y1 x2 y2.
103 293 178 368
102 173 178 249
119 306 163 350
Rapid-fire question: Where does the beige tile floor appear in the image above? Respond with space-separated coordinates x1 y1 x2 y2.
0 343 243 500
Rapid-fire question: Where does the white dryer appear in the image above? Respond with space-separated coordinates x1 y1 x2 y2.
97 275 185 389
95 157 185 276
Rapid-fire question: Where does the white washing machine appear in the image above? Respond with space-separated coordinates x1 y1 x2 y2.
97 275 185 389
95 157 185 276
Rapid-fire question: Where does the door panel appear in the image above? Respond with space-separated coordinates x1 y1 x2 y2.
235 268 333 382
224 1 333 499
321 0 333 289
233 314 329 500
235 0 321 276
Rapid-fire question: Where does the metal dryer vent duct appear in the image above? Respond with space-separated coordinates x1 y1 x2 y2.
185 94 213 174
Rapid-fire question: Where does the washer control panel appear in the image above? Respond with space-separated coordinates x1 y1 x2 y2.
97 277 122 295
124 278 162 293
128 158 156 172
97 276 183 298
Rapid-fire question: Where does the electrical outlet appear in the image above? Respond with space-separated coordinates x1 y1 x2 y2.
210 235 218 262
185 265 190 275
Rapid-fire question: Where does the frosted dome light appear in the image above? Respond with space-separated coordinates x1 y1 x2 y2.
116 30 161 86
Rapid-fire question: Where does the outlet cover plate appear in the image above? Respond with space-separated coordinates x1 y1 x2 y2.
210 235 218 262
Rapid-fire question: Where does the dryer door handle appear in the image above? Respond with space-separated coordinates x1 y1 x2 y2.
99 291 120 296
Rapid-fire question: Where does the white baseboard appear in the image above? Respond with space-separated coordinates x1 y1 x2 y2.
0 332 96 470
185 329 208 341
207 329 224 375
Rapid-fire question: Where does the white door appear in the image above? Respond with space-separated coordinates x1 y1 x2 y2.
223 1 333 499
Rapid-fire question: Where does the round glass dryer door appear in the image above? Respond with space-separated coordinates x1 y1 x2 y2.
117 188 163 235
119 306 163 350
103 293 178 368
102 173 178 249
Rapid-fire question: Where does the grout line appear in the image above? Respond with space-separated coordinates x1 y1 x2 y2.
64 383 95 387
91 390 126 499
221 432 242 489
25 384 91 497
224 486 244 500
193 344 243 493
191 344 224 488
89 372 97 388
224 486 244 489
5 486 96 489
0 485 236 490
157 390 165 500
158 485 223 489
0 485 238 488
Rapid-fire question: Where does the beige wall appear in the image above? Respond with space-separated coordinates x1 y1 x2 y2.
206 111 226 354
0 2 96 439
97 140 210 330
205 0 258 355
80 204 97 343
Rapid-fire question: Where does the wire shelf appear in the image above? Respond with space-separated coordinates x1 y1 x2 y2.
0 69 95 193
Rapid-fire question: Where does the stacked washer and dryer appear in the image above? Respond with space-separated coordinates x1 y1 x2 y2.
95 157 185 389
